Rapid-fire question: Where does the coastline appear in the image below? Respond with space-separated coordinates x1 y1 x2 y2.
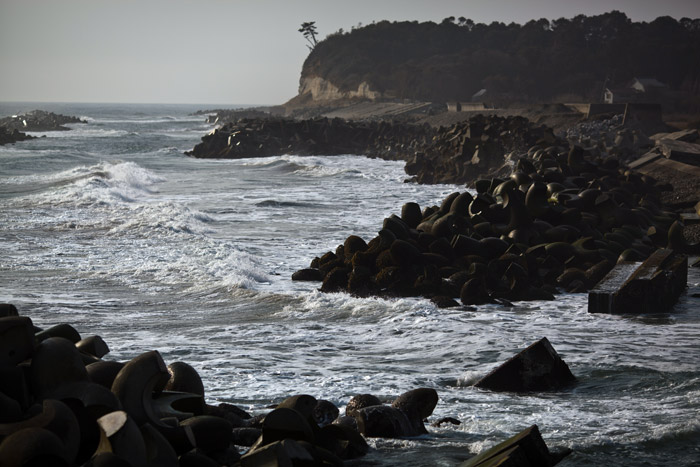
1 102 699 466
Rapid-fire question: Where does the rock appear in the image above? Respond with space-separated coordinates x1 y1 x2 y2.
0 127 34 145
30 337 89 399
313 399 340 427
459 424 570 467
0 427 70 467
316 423 369 459
391 388 438 434
353 405 417 438
85 360 125 389
240 439 316 467
0 316 35 368
260 407 315 445
345 394 382 417
291 268 323 281
588 248 688 314
298 134 682 307
474 338 576 392
180 415 234 455
0 303 19 317
0 110 86 132
75 335 110 359
35 323 82 343
391 388 438 420
431 417 461 427
164 361 205 396
231 427 262 446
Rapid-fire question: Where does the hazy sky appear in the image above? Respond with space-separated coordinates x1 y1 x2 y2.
1 0 699 105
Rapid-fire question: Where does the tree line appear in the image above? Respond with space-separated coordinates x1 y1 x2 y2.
300 11 700 104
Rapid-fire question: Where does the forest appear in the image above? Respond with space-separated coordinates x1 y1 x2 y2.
300 12 700 104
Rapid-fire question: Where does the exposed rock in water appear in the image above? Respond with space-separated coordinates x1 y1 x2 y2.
459 424 571 467
0 126 34 145
186 114 557 185
0 110 87 132
473 337 576 392
294 143 687 306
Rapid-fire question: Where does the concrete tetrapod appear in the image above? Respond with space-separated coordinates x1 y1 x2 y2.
0 399 81 465
0 427 69 467
110 350 195 454
474 338 576 392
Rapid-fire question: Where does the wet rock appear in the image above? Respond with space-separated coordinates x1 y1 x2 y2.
0 127 34 145
345 394 382 417
353 405 416 438
292 268 323 281
231 427 262 446
391 388 438 434
459 424 570 467
474 338 576 392
0 305 375 465
0 110 87 132
313 399 340 427
588 248 688 314
239 439 317 467
316 423 369 459
294 135 683 308
164 361 205 397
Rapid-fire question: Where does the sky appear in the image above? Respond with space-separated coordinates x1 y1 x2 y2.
1 0 699 105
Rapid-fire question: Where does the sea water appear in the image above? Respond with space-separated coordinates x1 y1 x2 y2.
1 102 699 466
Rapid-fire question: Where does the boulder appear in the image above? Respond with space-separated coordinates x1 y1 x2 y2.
459 424 570 467
474 338 576 392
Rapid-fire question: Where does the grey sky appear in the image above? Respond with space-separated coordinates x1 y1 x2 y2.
1 0 699 105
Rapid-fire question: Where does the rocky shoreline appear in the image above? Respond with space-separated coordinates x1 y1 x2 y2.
186 114 561 185
0 110 87 132
293 141 697 306
184 106 699 308
0 304 572 466
0 110 88 146
0 126 34 145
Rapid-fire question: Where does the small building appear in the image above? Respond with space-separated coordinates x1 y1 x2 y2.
605 78 669 104
604 87 639 104
631 78 667 93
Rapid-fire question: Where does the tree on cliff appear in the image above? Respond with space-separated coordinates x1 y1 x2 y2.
299 21 319 50
300 12 700 104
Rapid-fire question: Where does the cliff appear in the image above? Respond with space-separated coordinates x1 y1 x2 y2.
291 12 700 107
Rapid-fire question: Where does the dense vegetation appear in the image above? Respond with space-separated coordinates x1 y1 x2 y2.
301 12 700 103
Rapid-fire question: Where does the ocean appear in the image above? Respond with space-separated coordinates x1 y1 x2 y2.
1 102 699 466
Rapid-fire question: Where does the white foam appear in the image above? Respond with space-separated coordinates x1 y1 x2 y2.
25 128 128 138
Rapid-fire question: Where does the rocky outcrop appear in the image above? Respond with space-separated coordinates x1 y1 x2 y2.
0 110 86 132
186 117 433 162
1 304 479 465
293 145 685 306
0 127 34 145
459 424 571 467
473 338 577 392
404 114 557 184
187 114 559 186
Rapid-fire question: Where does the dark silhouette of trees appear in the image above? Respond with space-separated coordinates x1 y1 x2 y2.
300 12 700 103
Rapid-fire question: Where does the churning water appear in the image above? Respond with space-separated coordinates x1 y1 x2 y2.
1 103 699 466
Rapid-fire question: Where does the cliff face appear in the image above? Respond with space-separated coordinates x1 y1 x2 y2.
298 76 382 101
293 12 700 106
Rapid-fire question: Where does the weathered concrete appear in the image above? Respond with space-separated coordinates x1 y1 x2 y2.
588 249 687 314
459 424 570 467
473 338 576 392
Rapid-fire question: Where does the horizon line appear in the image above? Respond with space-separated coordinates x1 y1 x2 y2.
0 100 280 107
